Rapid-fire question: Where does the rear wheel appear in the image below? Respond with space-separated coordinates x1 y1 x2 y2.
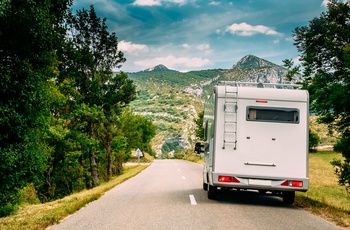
282 191 295 205
203 182 208 191
207 185 218 200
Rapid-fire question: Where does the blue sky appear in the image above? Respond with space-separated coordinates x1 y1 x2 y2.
72 0 329 72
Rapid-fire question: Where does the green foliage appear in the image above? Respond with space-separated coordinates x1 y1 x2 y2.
0 0 72 216
0 1 144 212
282 59 301 82
120 108 157 154
332 130 350 192
294 0 350 191
309 129 320 151
18 184 40 205
194 111 204 140
161 137 184 155
331 158 350 193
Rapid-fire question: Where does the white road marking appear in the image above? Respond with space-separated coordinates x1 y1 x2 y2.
189 195 197 205
182 176 186 180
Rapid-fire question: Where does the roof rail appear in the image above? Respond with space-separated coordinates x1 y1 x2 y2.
218 81 302 89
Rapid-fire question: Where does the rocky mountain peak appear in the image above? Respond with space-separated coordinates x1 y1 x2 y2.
233 54 279 69
145 64 169 72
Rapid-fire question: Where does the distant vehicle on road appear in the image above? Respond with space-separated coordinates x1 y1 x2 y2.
195 81 309 204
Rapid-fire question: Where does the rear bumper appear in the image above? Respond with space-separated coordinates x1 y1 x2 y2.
211 172 309 192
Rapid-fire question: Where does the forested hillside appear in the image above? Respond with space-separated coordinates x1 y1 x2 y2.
128 55 295 157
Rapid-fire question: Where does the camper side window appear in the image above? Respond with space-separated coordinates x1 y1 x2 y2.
247 107 299 124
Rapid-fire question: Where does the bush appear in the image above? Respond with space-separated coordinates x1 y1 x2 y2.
332 130 350 193
0 202 18 217
309 129 320 151
18 183 40 205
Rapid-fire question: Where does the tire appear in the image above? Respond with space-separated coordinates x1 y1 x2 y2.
203 182 208 191
207 185 218 200
282 191 295 205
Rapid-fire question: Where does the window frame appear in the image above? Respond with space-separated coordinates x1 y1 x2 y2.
246 106 300 124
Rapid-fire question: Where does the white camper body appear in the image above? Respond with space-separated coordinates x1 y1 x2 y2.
199 82 309 204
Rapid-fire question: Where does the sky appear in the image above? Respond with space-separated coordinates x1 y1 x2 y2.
72 0 330 72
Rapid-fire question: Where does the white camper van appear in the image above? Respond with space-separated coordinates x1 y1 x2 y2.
195 82 309 204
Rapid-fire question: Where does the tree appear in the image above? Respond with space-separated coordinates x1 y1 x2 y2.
282 59 301 82
194 111 205 140
0 0 72 215
57 5 136 186
293 0 350 191
309 129 320 151
120 108 156 155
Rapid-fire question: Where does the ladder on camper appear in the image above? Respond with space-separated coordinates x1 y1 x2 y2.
223 83 238 150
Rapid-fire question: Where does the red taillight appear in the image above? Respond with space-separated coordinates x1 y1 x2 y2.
281 180 303 187
256 100 268 103
218 176 239 183
291 181 303 187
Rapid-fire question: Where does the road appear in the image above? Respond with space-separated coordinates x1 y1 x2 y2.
49 160 341 230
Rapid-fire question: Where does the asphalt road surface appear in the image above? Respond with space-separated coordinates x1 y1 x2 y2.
49 160 341 230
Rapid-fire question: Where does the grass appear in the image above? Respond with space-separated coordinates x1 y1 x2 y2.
0 164 149 230
295 151 350 228
182 150 204 164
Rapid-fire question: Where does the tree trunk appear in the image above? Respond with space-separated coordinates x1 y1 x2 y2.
89 149 100 187
105 133 112 178
90 122 100 187
116 151 123 175
81 154 92 189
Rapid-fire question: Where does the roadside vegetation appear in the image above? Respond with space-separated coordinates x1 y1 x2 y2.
0 2 156 217
295 151 350 228
0 164 149 230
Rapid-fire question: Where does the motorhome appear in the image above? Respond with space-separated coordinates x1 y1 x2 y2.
195 82 309 204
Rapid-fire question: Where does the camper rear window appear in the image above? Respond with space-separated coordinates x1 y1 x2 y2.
246 107 299 123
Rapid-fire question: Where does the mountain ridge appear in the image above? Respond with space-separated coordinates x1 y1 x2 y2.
128 54 284 74
128 55 301 158
233 54 282 69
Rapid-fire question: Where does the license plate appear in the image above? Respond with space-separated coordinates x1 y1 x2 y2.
249 179 271 186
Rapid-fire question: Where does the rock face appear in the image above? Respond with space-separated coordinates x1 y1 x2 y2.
145 64 169 71
233 54 280 69
230 54 300 83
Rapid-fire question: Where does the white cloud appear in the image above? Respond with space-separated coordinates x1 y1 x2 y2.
134 55 212 69
226 22 280 36
196 43 210 50
209 1 220 6
132 0 187 6
181 43 190 48
132 0 161 6
321 0 329 7
119 40 149 53
273 39 280 44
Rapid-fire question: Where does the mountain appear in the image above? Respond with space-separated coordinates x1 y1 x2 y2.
226 55 301 84
128 64 179 80
144 64 171 71
233 54 280 69
127 55 301 158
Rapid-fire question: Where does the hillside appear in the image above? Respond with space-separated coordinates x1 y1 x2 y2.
128 55 300 157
